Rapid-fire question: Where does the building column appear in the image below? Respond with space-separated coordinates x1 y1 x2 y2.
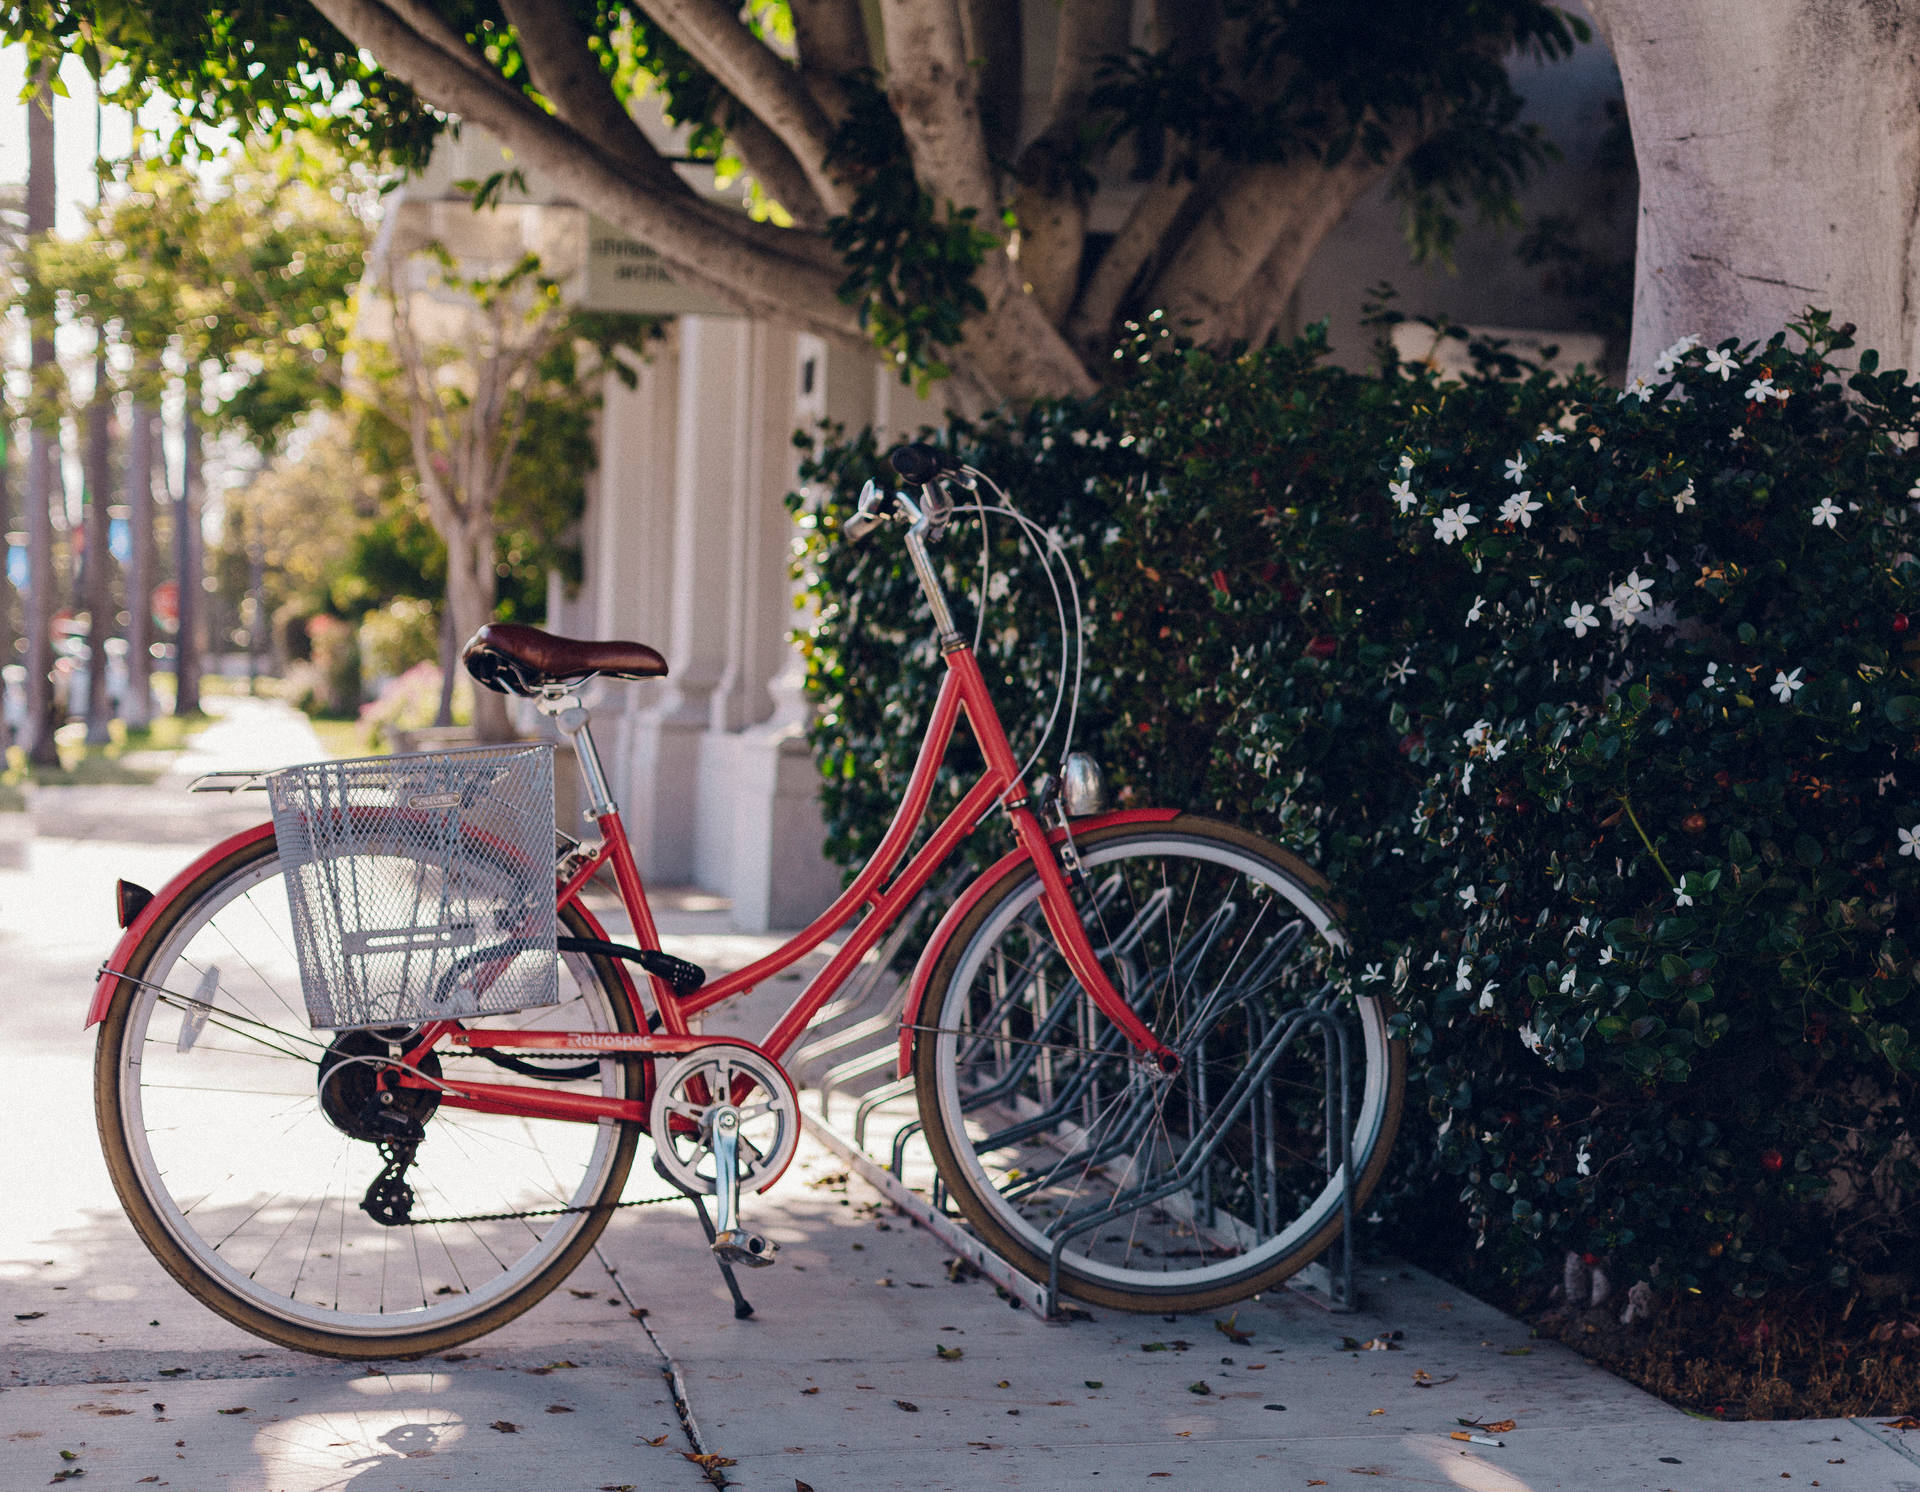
623 316 744 882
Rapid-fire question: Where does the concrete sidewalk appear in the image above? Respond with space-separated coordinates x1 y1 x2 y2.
4 697 1918 1490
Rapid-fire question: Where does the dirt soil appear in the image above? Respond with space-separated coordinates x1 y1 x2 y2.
1513 1287 1920 1421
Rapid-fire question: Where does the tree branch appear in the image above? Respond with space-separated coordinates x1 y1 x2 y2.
637 0 849 214
1011 0 1132 322
308 0 861 340
1146 131 1420 345
961 0 1023 162
1067 164 1200 356
789 0 871 121
880 0 998 218
716 105 832 230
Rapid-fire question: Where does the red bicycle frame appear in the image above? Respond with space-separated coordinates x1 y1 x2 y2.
364 640 1175 1130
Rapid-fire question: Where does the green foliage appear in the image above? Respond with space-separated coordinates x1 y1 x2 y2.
824 74 999 389
797 311 1920 1302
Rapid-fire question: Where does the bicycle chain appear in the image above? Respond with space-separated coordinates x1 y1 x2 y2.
393 1192 691 1229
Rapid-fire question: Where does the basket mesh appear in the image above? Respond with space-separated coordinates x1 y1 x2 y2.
268 746 559 1030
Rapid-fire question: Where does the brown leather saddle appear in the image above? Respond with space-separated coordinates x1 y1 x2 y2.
462 623 668 697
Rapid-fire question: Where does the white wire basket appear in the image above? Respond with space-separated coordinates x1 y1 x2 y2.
268 745 559 1031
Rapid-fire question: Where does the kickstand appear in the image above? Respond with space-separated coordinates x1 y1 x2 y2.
654 1158 754 1320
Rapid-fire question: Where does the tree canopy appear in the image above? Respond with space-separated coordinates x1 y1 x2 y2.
8 0 1588 404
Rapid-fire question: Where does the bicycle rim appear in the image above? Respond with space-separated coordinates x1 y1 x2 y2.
96 834 640 1355
917 820 1401 1308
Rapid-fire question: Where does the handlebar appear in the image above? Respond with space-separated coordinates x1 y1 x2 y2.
888 441 959 485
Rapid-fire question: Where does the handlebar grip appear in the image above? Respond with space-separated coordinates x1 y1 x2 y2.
844 509 886 542
888 442 956 485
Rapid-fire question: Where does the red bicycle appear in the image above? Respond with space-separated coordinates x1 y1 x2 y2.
87 444 1403 1358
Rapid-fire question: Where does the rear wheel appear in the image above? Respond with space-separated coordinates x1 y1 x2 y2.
915 816 1403 1313
94 832 643 1358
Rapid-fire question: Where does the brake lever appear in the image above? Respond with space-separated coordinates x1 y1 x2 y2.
844 479 896 542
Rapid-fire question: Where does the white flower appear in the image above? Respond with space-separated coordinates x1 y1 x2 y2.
1564 602 1599 638
986 571 1010 601
1486 738 1508 761
1559 965 1577 993
1090 431 1111 450
1466 596 1486 625
1518 1022 1543 1054
1361 962 1385 984
1728 426 1746 443
1598 946 1615 965
1503 456 1528 483
1461 760 1475 794
1576 1139 1592 1177
1705 348 1738 380
1616 570 1654 612
1621 376 1655 403
1463 719 1492 746
1672 482 1696 513
1745 376 1776 404
1654 335 1700 374
1537 426 1566 445
1771 667 1804 703
1498 490 1542 527
1810 497 1842 529
1703 661 1725 691
1398 453 1415 475
1388 479 1416 512
1478 982 1498 1011
1898 825 1920 859
1434 505 1478 544
1385 655 1413 684
1071 429 1090 446
1458 885 1478 908
1456 956 1474 989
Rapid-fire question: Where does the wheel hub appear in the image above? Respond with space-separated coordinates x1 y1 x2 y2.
317 1028 442 1143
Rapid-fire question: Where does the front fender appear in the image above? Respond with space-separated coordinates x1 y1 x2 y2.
894 808 1180 1078
87 821 276 1028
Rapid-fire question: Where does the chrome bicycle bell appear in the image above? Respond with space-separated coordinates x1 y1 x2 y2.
1061 753 1108 817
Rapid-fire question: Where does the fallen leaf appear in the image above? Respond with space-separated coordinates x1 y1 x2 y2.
215 1408 248 1416
1498 1346 1532 1357
1215 1313 1253 1346
1411 1372 1457 1388
489 1421 519 1434
600 1486 636 1491
642 1435 669 1446
137 1480 159 1485
441 1352 471 1362
797 1482 817 1492
1369 1407 1384 1416
1309 1482 1329 1487
800 1387 820 1396
996 1380 1010 1389
50 1471 85 1484
1085 1381 1103 1389
545 1405 574 1414
935 1345 963 1361
1142 1342 1169 1352
682 1452 737 1469
93 1409 131 1417
1882 1417 1920 1431
1188 1381 1212 1396
1483 1419 1517 1435
58 1453 80 1463
894 1400 919 1412
15 1312 45 1321
1343 1333 1404 1352
1264 1403 1287 1411
157 1369 188 1377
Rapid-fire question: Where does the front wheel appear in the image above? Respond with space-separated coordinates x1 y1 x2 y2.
914 816 1403 1313
94 831 643 1358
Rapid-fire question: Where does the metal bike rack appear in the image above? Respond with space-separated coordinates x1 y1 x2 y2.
801 993 1363 1323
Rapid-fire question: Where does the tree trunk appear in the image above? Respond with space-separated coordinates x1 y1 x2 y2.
1590 0 1920 378
24 64 59 767
175 410 202 717
124 398 155 730
445 526 511 743
434 602 457 728
84 348 115 745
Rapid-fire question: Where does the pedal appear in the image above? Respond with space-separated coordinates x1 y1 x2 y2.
711 1228 779 1268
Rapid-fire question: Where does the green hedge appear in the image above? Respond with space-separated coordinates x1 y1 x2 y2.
793 314 1920 1300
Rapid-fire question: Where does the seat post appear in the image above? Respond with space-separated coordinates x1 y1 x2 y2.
535 687 617 821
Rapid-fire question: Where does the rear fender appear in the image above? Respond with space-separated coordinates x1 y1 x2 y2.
87 821 275 1028
895 808 1180 1077
87 826 645 1030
